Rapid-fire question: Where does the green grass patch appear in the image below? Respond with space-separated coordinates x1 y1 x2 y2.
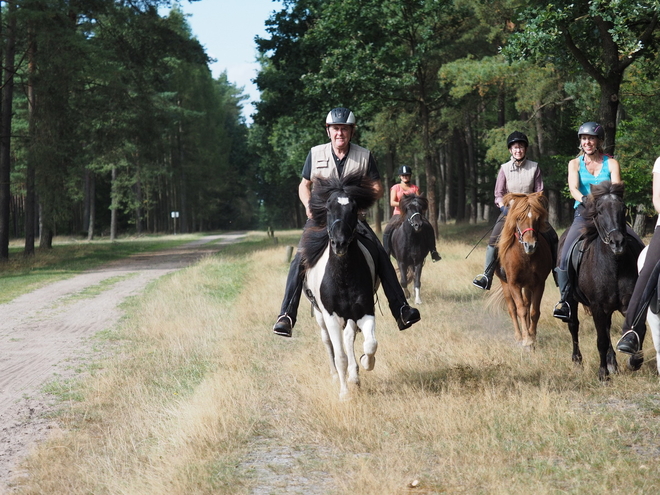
0 234 202 304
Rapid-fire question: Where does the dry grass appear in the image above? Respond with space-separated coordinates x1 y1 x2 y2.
11 227 660 494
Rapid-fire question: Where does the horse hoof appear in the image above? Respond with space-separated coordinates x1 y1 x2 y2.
628 352 644 371
360 354 376 371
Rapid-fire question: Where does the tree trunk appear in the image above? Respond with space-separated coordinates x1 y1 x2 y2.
420 101 437 238
599 78 622 155
24 21 37 255
110 166 117 241
0 2 16 260
86 171 95 241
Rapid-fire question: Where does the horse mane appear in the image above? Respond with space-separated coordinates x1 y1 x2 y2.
581 181 624 240
301 172 380 268
498 192 549 261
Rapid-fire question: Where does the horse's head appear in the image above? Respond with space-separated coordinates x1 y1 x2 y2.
400 193 428 233
308 172 379 257
325 191 359 256
502 191 548 255
583 181 626 256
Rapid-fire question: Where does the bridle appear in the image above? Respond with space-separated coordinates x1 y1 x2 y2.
593 213 619 245
328 217 357 245
515 225 535 244
407 211 422 227
591 195 623 245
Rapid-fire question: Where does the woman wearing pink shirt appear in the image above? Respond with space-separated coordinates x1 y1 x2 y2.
383 166 441 262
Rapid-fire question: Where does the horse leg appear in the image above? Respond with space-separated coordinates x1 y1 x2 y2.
501 281 522 343
593 311 617 380
512 287 534 350
567 314 582 367
326 316 350 399
343 319 360 389
357 314 377 371
317 311 338 381
628 317 647 371
526 285 545 350
413 263 423 305
398 260 410 299
648 309 660 375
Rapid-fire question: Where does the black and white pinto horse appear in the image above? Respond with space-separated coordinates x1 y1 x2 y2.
300 172 380 400
388 194 435 304
636 246 660 375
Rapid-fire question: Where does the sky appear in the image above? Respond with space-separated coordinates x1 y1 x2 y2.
164 0 283 124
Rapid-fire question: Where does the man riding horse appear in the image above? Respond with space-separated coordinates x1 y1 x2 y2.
272 107 421 338
473 131 558 290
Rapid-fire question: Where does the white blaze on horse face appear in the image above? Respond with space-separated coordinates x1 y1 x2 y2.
337 196 349 206
528 211 532 219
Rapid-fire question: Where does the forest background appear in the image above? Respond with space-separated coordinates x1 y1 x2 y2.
0 0 659 261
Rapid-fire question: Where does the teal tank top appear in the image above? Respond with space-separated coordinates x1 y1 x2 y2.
575 155 610 208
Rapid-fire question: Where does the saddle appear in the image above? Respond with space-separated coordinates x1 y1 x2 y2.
567 233 645 307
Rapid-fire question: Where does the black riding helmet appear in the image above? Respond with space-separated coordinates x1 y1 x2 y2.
398 165 412 175
326 107 356 126
578 121 604 140
507 131 528 148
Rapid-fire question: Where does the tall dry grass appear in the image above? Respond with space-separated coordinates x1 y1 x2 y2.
12 227 660 494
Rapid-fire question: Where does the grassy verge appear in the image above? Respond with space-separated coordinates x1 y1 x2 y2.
0 234 201 304
12 224 660 494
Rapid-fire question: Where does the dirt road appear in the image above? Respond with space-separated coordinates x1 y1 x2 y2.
0 233 246 489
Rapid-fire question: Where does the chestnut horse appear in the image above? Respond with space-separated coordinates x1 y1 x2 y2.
494 191 553 350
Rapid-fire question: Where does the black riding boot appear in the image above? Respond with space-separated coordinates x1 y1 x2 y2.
541 227 559 286
473 245 497 290
617 259 660 353
552 268 572 321
382 231 391 256
357 221 421 331
273 252 305 337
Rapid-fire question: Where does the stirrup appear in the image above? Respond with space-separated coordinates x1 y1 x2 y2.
616 330 640 355
552 301 571 321
272 314 293 337
472 274 491 290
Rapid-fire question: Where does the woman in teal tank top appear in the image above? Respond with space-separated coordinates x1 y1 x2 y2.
553 122 642 321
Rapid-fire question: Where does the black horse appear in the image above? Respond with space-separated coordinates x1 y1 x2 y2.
299 172 380 400
559 181 645 380
387 194 436 304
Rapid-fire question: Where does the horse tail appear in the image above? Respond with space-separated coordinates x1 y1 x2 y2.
485 284 506 314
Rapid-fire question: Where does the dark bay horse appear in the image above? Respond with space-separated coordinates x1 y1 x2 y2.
387 194 435 304
494 191 553 350
559 181 645 380
300 172 380 400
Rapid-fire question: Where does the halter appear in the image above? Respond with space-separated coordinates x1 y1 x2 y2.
591 194 623 245
407 211 422 227
328 217 356 245
593 214 619 245
515 226 535 244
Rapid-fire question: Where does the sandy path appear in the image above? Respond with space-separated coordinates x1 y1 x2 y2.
0 233 246 489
